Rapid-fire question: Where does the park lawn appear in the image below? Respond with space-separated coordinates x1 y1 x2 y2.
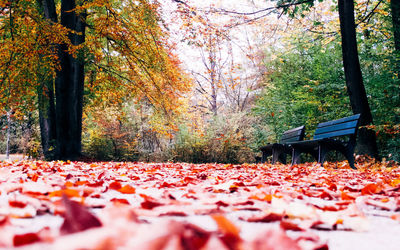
0 159 400 249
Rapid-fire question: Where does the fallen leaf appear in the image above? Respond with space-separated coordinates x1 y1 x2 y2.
244 212 283 223
13 233 41 247
118 184 136 194
361 183 381 195
280 220 304 231
9 200 27 208
60 195 102 234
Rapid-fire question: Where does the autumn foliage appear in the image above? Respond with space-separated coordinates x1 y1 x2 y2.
0 159 400 249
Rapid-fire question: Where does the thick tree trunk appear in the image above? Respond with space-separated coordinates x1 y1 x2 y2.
338 0 379 158
38 78 57 159
37 0 58 160
55 0 86 160
391 0 400 76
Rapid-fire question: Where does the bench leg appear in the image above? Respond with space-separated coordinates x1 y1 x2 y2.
344 147 356 169
318 146 328 167
278 153 287 164
261 150 268 163
272 149 286 164
291 148 301 165
272 149 279 164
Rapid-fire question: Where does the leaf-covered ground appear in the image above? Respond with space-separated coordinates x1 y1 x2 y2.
1 159 400 249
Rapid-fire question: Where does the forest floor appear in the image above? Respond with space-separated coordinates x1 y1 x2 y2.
0 158 399 249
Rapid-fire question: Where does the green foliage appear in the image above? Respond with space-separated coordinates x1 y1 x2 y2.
169 113 256 164
254 1 400 161
356 4 400 161
82 104 139 161
253 35 351 147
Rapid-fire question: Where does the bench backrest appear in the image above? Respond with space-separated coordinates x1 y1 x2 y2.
280 126 305 144
313 114 361 140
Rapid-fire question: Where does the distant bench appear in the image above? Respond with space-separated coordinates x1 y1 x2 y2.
260 126 305 164
290 114 361 169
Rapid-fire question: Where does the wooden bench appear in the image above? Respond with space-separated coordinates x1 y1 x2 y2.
290 114 361 169
260 126 305 164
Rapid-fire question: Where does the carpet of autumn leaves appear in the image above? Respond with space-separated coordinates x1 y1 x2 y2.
1 158 400 249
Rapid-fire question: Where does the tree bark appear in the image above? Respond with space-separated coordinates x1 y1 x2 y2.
37 0 58 159
38 78 57 159
55 0 86 160
6 110 11 159
391 0 400 76
37 0 86 160
338 0 379 158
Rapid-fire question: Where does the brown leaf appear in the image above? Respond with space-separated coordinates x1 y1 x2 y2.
215 201 229 207
159 211 188 217
60 194 102 235
180 223 211 249
141 199 163 210
245 212 283 223
280 220 305 231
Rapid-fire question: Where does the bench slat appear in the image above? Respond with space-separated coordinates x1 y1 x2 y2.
313 128 356 140
281 130 303 141
281 136 302 143
317 114 360 128
280 126 305 143
284 125 305 134
315 120 358 135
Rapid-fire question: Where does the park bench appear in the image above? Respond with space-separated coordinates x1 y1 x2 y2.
260 125 305 164
290 114 361 169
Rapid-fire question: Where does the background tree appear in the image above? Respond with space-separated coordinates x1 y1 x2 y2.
391 0 400 76
1 0 191 160
272 0 379 157
337 0 378 158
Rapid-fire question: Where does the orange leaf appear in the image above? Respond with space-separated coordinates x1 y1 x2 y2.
341 192 355 201
391 214 400 222
361 183 380 195
31 174 39 182
118 185 136 194
109 181 122 190
49 189 81 198
211 214 240 237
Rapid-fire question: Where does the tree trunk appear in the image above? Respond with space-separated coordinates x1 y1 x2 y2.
55 0 86 160
37 0 58 160
6 110 11 159
391 0 400 76
38 78 57 159
338 0 379 158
